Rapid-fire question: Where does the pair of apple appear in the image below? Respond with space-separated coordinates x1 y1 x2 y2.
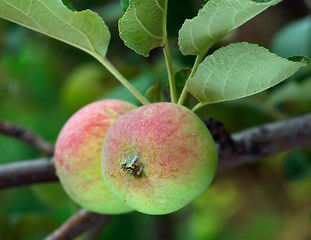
54 99 218 215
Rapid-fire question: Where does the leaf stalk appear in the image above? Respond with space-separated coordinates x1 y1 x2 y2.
163 1 177 103
163 38 177 103
191 102 203 112
93 54 150 105
177 53 205 105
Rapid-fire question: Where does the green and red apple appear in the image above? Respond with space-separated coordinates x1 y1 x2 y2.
55 99 136 214
102 102 218 215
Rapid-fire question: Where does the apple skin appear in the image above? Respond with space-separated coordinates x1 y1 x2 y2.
55 99 136 214
102 102 218 215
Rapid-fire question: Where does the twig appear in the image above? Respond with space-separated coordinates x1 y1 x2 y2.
0 119 54 156
0 114 310 189
217 113 311 171
0 158 57 189
45 209 110 240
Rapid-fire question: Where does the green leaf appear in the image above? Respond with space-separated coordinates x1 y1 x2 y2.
61 0 76 11
121 0 130 12
118 0 167 57
144 78 165 103
174 67 191 96
178 0 282 56
0 0 110 58
166 68 192 97
187 42 309 105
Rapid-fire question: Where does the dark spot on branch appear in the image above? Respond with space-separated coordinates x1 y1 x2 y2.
202 118 235 151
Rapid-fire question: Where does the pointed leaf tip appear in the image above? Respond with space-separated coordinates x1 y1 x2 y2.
121 0 130 12
287 56 310 65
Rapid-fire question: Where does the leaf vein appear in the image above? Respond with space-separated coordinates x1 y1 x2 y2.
133 7 162 40
2 0 45 32
155 0 164 12
3 0 96 53
190 27 202 53
223 50 250 97
41 3 95 52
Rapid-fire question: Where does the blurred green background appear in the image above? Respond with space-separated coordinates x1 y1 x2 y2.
0 0 310 239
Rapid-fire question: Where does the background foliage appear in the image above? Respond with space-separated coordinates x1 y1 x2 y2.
0 0 310 239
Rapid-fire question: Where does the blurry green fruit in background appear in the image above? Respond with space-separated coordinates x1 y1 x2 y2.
60 63 114 111
272 15 311 59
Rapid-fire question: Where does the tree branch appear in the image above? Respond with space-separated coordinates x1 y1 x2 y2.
217 113 311 171
44 209 110 240
0 118 54 156
0 158 57 189
0 114 310 189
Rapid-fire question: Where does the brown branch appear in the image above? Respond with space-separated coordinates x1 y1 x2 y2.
0 158 57 189
44 209 110 240
0 118 54 156
0 114 310 189
217 113 311 171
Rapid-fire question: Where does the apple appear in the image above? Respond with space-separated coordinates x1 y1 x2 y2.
102 102 218 215
60 63 116 111
55 99 136 214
